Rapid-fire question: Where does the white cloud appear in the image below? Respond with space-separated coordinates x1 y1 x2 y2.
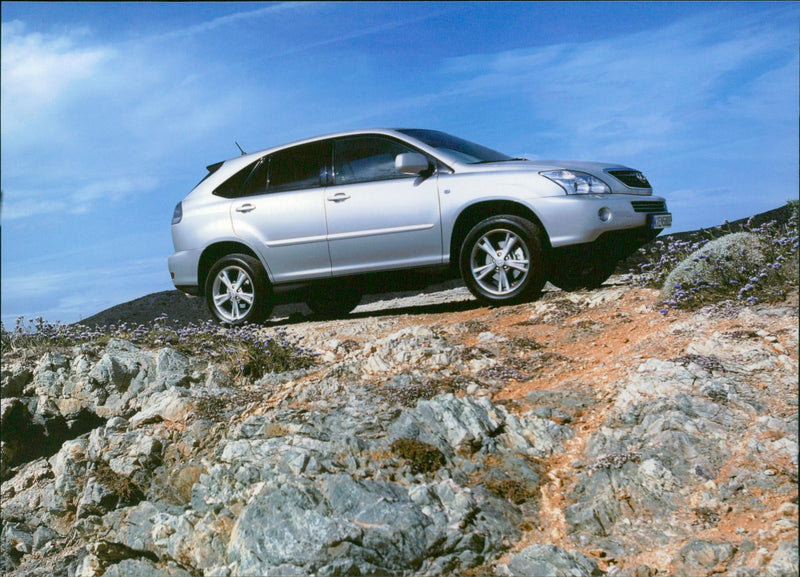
3 257 169 321
143 2 317 42
438 9 797 160
2 176 160 221
1 21 113 132
0 18 253 221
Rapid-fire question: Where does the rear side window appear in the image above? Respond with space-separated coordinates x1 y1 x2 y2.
213 159 263 198
333 136 417 185
268 140 329 193
212 140 330 198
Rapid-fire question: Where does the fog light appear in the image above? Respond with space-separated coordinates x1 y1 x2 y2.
598 207 612 222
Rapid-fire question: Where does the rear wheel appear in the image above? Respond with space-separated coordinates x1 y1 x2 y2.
205 254 272 324
459 215 547 305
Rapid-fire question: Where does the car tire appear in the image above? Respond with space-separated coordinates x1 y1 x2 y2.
306 281 362 319
548 260 617 291
459 215 547 305
205 254 272 324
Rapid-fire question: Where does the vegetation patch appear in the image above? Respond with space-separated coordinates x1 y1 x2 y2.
92 460 144 505
483 478 537 505
588 450 641 473
671 354 726 374
476 363 528 382
506 337 544 351
626 200 798 312
381 374 462 407
196 395 230 421
692 507 721 529
390 438 446 474
1 316 317 383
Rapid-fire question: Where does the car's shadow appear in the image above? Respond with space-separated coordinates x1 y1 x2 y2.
263 295 483 327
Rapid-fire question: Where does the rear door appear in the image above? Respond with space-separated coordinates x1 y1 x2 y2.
230 140 331 283
325 135 442 276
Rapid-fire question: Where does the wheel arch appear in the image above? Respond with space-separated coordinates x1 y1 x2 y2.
448 201 551 269
197 241 265 296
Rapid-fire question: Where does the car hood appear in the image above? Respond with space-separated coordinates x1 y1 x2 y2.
456 159 632 174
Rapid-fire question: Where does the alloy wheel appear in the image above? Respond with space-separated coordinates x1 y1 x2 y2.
469 228 530 296
211 265 256 323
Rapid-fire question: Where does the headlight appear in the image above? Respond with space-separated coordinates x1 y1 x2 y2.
541 170 611 194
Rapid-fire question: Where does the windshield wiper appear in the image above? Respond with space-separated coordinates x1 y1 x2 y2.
473 157 527 164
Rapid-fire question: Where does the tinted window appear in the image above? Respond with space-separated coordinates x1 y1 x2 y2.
268 141 329 192
241 157 268 196
333 137 417 185
397 129 512 164
213 159 263 198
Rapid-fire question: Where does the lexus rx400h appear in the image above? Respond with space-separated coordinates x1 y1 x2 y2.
169 129 671 324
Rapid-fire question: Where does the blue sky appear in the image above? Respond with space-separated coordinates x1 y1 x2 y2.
2 1 798 325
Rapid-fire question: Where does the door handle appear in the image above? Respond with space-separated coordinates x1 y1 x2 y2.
235 204 256 213
327 193 351 203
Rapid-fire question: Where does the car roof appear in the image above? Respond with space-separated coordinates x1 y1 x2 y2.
223 128 450 166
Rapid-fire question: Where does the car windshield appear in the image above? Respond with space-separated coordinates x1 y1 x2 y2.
397 129 514 164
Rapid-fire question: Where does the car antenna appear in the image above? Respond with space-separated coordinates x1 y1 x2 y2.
235 141 247 156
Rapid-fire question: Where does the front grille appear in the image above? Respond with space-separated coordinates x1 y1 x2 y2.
631 200 667 213
608 170 651 188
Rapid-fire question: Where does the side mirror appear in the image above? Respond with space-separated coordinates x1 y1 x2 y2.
395 152 430 175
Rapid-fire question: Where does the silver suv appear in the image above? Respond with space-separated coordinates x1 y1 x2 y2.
169 129 670 324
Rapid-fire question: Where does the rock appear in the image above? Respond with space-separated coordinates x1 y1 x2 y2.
31 526 57 552
388 393 506 456
128 389 194 428
765 540 799 577
662 232 767 301
46 438 90 516
101 558 195 577
388 393 569 460
226 480 362 576
675 539 737 576
0 363 32 397
1 282 797 577
499 544 603 576
76 475 121 518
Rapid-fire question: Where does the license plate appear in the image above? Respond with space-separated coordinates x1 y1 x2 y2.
649 213 672 229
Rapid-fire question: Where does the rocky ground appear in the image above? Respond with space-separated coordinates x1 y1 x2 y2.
2 280 798 576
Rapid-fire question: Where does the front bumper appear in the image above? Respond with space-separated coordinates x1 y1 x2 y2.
551 225 662 267
532 194 670 248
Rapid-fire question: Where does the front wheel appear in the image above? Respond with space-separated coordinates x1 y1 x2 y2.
459 215 547 305
205 254 272 324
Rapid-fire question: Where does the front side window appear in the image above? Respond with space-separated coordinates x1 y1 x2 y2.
397 129 512 164
268 140 329 193
333 136 417 185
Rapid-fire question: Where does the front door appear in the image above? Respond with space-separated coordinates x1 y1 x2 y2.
325 136 443 276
